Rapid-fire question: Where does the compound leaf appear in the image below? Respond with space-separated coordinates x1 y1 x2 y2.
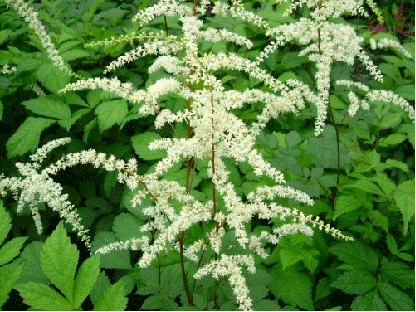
73 255 100 309
331 270 376 295
93 280 127 311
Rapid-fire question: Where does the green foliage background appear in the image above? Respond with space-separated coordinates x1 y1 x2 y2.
0 0 414 310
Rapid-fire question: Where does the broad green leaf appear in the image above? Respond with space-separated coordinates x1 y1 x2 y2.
333 196 362 220
350 291 387 311
396 252 414 262
0 236 27 266
393 179 415 236
83 118 97 143
315 277 331 301
16 282 72 311
378 134 407 147
253 299 281 311
61 49 91 61
16 241 49 284
90 271 111 304
371 173 397 198
329 241 378 271
95 99 128 133
40 221 79 303
73 255 100 309
343 179 385 197
331 270 376 295
386 235 398 255
59 108 90 131
93 281 127 311
131 132 167 160
0 261 23 308
113 213 145 241
246 269 273 302
91 231 131 269
398 124 415 148
286 131 301 148
380 261 414 289
269 266 313 310
22 96 71 120
0 201 11 245
394 84 415 100
141 294 167 310
378 282 415 311
368 210 388 232
37 62 71 93
6 117 55 158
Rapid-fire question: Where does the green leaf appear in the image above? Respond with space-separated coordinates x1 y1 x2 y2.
254 299 281 311
93 281 127 311
73 255 100 309
331 270 376 295
380 261 414 289
378 282 415 311
61 49 91 61
6 117 56 157
37 62 71 93
329 241 378 271
131 132 167 160
333 195 362 220
269 266 313 310
246 269 273 302
0 261 23 308
91 231 131 269
16 282 73 311
40 221 79 303
378 134 407 147
141 293 167 310
22 96 71 120
95 99 128 133
0 201 11 245
0 100 3 121
286 131 301 148
90 272 111 304
386 235 398 255
343 179 385 197
16 241 49 284
350 291 387 311
0 236 27 266
393 179 415 236
394 84 415 100
113 213 146 241
315 277 331 301
396 252 414 262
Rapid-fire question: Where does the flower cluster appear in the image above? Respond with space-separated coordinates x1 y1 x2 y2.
4 0 78 77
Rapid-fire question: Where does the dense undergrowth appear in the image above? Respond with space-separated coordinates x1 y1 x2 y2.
0 0 414 310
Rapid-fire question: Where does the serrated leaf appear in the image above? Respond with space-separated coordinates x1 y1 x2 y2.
40 221 79 303
95 99 128 133
0 236 27 266
343 179 385 197
16 282 73 311
141 293 167 310
131 132 167 160
0 202 11 245
386 235 398 255
0 261 23 307
113 213 146 241
93 281 127 311
378 134 407 147
350 291 387 311
73 255 100 309
6 117 56 158
333 196 363 220
269 266 313 310
331 270 376 295
90 271 111 304
37 62 71 93
393 179 415 236
16 241 49 284
380 261 414 289
378 282 415 311
91 231 131 269
394 84 415 100
329 241 378 271
61 49 90 61
22 96 71 120
315 277 331 301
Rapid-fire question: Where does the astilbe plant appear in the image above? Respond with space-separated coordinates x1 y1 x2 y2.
0 0 415 310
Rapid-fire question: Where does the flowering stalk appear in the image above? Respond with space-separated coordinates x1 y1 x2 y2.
2 0 415 310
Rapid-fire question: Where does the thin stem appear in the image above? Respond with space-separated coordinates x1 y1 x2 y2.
179 232 194 306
